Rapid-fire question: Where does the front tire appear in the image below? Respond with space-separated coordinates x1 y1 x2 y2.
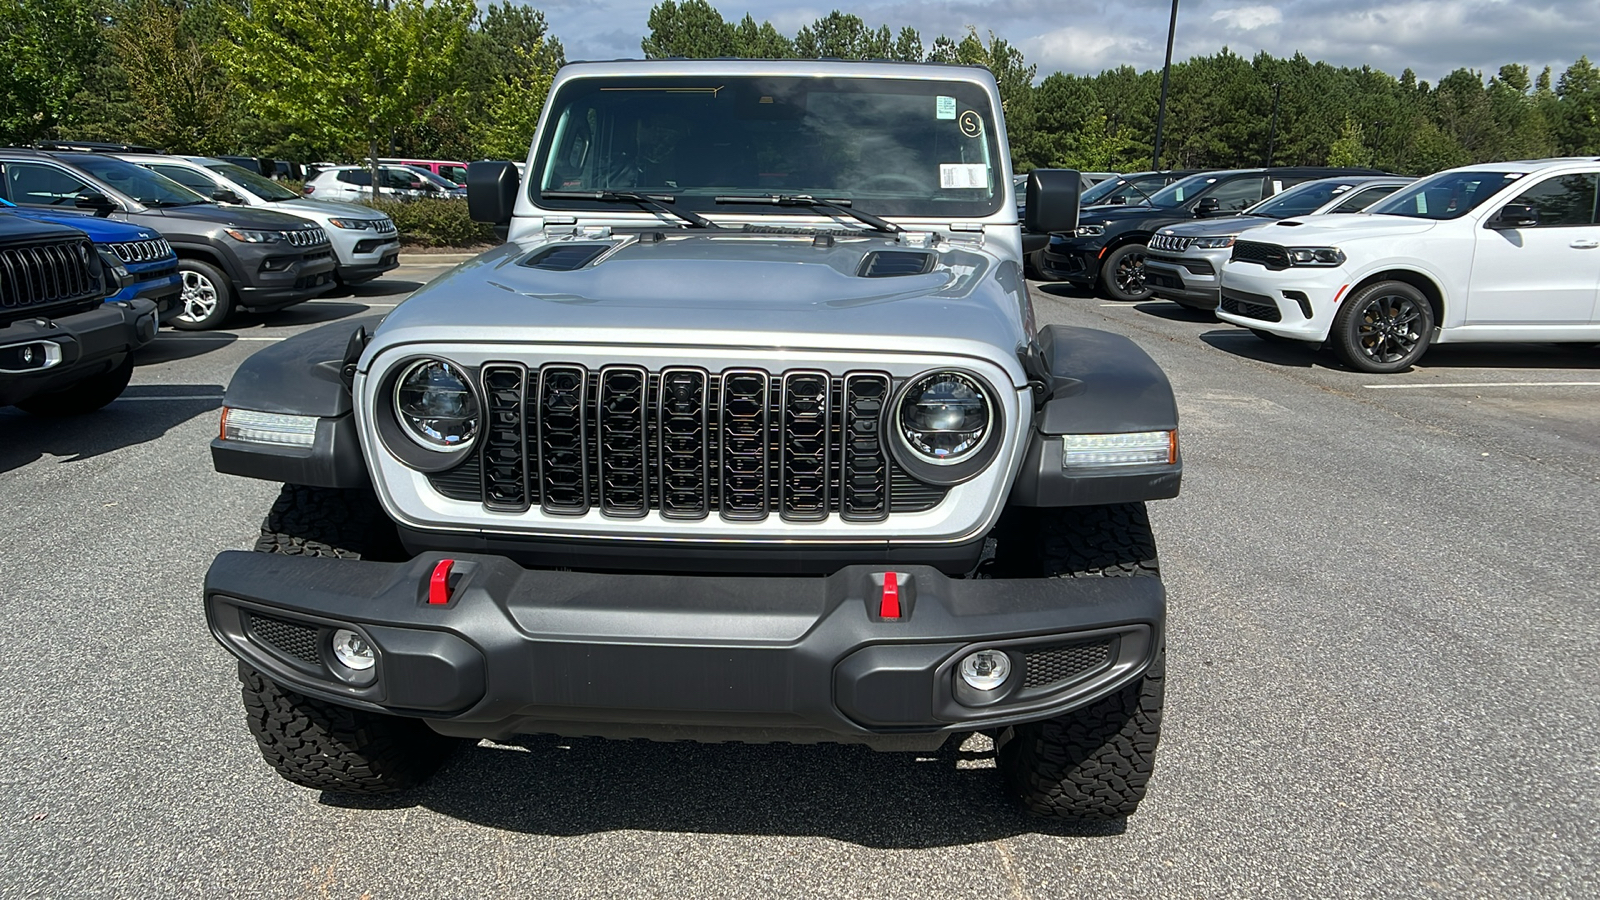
1332 280 1434 373
173 259 234 331
991 504 1165 818
1100 243 1153 302
15 356 134 416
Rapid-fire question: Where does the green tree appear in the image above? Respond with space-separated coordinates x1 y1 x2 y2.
0 0 106 143
225 0 474 196
1555 56 1600 154
731 14 793 58
109 0 236 153
641 0 734 58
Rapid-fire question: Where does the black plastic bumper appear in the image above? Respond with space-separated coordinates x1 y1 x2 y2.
336 253 400 284
1039 242 1098 285
0 300 157 407
205 550 1163 748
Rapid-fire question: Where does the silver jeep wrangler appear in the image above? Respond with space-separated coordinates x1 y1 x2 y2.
204 60 1182 819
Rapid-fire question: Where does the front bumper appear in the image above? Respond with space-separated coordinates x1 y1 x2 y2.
0 299 158 407
1038 237 1102 285
205 550 1163 748
233 246 338 311
327 226 400 281
1215 262 1347 341
108 271 183 322
1143 253 1221 309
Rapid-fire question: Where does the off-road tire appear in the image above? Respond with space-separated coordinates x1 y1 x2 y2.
1099 243 1153 302
998 650 1165 819
15 356 134 416
239 664 457 794
991 503 1164 818
254 483 406 561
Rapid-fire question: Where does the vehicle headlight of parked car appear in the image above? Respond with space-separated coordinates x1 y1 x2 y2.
393 358 480 450
1074 224 1105 237
1286 246 1345 266
327 217 385 230
1190 236 1236 249
225 228 287 244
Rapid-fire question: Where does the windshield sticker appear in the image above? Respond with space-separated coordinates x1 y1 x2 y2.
958 110 983 138
936 96 957 120
940 164 988 190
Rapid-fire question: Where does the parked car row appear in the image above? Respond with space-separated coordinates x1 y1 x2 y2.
1029 158 1600 373
303 164 466 202
0 146 400 330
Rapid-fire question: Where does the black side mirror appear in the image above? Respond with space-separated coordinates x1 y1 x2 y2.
1109 196 1127 205
1194 197 1222 217
74 191 117 215
212 189 244 205
1024 169 1081 236
468 160 521 225
1488 203 1539 229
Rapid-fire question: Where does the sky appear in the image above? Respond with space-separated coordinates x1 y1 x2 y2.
534 0 1600 84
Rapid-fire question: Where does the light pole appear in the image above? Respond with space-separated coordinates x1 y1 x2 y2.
1264 82 1282 166
1151 0 1179 170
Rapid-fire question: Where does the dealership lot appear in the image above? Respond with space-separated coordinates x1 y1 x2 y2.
1 261 1595 899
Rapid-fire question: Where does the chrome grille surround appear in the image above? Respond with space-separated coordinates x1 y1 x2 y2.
286 227 330 248
1146 233 1191 254
0 239 102 314
108 238 174 264
358 344 1028 545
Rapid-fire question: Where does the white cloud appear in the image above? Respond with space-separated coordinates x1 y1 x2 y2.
1210 6 1285 31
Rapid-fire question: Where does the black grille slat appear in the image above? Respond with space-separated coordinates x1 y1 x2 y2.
1232 240 1290 270
1023 639 1113 689
598 366 649 516
481 365 529 510
858 250 935 278
780 371 831 521
658 367 709 518
0 240 101 317
1219 289 1282 323
521 243 610 271
537 365 590 515
719 369 770 520
247 613 321 666
840 373 890 521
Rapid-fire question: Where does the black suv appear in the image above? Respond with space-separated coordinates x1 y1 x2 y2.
0 215 158 413
1038 167 1387 300
0 149 336 329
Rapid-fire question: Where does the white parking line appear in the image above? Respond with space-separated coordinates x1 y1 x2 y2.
154 335 285 342
1363 381 1600 390
307 301 399 307
114 395 224 402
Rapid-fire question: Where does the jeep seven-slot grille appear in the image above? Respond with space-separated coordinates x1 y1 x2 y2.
430 366 946 520
0 239 103 318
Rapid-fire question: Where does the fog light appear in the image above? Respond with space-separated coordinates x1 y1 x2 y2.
331 628 375 671
959 649 1011 691
1061 430 1176 467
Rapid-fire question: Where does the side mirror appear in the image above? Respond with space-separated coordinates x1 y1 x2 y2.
74 191 117 215
1024 169 1081 236
1194 197 1222 217
468 160 521 225
1487 203 1539 229
1109 196 1127 205
212 189 244 205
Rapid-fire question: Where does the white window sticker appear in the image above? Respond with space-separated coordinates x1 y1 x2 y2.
936 96 957 120
940 164 988 189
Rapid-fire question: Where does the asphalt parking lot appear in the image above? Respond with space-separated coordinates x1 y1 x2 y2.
2 259 1596 899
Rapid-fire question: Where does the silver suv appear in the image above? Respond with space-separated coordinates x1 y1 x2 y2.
202 60 1183 820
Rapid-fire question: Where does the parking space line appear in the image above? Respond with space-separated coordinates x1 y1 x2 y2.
309 301 399 307
114 395 224 402
154 335 285 342
1363 381 1600 390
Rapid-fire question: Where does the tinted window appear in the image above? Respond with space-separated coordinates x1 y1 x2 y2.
151 164 218 196
206 162 301 201
1246 180 1351 218
439 165 467 184
4 163 95 207
1147 173 1220 208
1081 174 1168 207
1206 177 1265 212
1328 184 1402 214
1511 173 1599 227
59 154 207 206
338 170 371 186
1368 171 1521 220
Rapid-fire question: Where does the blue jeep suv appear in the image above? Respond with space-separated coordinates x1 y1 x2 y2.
2 197 182 323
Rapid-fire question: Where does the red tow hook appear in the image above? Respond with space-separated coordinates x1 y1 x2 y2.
428 559 455 605
879 572 901 620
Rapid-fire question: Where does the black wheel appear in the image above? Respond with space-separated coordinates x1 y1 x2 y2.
990 504 1164 818
173 258 234 330
1332 280 1434 373
239 664 458 794
254 483 406 561
15 356 133 416
1099 243 1152 301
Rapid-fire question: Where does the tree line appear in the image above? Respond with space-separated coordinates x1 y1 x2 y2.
2 0 1597 177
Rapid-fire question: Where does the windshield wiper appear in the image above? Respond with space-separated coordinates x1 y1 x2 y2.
713 194 902 234
541 190 721 230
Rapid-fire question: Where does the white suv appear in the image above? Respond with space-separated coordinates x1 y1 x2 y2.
1216 158 1600 372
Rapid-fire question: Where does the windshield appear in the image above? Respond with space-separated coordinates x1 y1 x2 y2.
533 75 1003 219
1367 171 1521 221
1246 180 1360 218
207 162 300 201
65 155 208 207
1081 174 1161 206
1146 173 1223 209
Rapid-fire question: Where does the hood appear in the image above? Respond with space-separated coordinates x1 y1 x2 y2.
1241 214 1438 244
2 208 157 243
374 231 1030 373
157 203 314 230
1156 215 1276 239
261 197 387 220
0 213 96 243
1077 202 1186 227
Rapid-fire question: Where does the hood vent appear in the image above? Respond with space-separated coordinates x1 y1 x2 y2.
857 250 935 278
519 243 611 271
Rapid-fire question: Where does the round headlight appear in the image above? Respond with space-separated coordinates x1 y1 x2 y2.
897 371 991 463
394 359 479 450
